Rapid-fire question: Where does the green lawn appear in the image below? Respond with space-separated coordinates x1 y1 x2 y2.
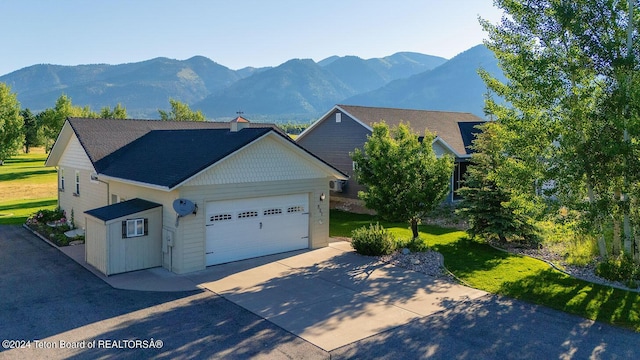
330 210 640 331
0 149 57 225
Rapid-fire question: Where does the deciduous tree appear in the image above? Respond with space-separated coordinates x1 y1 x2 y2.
100 103 127 119
351 122 454 239
158 99 205 121
0 83 24 164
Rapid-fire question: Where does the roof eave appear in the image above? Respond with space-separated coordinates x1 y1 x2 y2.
44 120 74 167
97 174 173 192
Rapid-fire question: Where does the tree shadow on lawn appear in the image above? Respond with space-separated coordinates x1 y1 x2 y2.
498 269 640 331
431 235 513 279
0 168 56 182
0 199 57 212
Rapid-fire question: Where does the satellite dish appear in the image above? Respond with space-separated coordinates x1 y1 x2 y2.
173 199 197 217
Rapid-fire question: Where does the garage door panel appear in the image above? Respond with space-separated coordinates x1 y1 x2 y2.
206 194 309 266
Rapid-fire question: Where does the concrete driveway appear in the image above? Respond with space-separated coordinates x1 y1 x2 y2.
3 225 640 359
187 242 486 351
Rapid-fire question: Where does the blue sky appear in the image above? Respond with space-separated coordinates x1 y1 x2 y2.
1 0 503 76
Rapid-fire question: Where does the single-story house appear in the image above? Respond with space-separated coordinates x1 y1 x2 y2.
296 104 485 205
45 117 347 275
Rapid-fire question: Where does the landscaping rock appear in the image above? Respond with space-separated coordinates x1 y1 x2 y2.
378 250 445 277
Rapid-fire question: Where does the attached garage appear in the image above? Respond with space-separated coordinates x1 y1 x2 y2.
50 117 348 275
205 193 309 265
84 199 163 275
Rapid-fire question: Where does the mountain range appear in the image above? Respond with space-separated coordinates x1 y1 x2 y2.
0 45 504 122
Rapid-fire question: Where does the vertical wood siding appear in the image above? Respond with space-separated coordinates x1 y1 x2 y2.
85 216 107 274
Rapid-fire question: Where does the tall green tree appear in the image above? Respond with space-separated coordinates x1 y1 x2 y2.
158 99 205 121
457 122 542 244
351 122 454 239
21 108 42 153
0 83 24 164
100 103 127 119
39 94 99 151
480 0 640 257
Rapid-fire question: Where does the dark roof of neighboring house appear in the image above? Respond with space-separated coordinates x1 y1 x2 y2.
457 121 485 154
67 118 281 165
97 128 272 188
336 105 486 155
85 198 162 221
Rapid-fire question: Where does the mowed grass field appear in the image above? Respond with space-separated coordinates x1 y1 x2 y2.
0 148 57 225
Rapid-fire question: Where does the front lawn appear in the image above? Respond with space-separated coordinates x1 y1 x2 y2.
0 149 57 225
330 210 640 331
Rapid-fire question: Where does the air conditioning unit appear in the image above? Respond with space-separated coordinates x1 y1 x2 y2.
329 180 345 192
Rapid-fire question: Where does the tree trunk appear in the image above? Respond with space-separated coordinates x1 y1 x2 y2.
410 219 419 240
613 189 623 256
587 183 608 257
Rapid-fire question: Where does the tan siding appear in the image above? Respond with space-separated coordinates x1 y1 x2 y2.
85 216 107 274
186 136 328 186
179 176 331 272
57 135 109 226
104 207 163 275
108 183 181 271
58 135 94 170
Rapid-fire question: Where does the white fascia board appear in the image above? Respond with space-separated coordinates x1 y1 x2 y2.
97 174 171 192
174 130 348 189
432 136 464 158
296 105 340 141
44 120 74 167
335 105 373 132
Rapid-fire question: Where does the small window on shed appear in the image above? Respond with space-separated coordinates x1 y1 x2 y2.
237 210 258 219
336 113 342 123
287 205 305 213
122 218 148 238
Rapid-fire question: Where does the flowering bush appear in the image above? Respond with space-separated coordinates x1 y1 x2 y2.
25 207 81 247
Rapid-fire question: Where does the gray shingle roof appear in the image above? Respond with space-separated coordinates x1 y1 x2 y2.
337 105 485 155
67 118 280 165
85 198 161 221
97 128 272 188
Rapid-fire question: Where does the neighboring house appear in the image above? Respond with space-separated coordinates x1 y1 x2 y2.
296 104 485 204
45 117 347 275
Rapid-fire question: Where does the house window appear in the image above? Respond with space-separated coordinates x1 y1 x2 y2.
59 168 65 191
336 113 342 123
74 171 80 196
453 162 469 200
122 218 148 238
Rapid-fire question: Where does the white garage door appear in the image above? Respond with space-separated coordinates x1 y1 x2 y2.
205 193 309 266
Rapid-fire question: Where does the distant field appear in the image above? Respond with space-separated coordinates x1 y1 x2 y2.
0 148 57 225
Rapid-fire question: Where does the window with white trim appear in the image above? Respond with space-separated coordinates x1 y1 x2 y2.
60 168 65 191
122 218 148 238
336 113 342 123
74 171 80 196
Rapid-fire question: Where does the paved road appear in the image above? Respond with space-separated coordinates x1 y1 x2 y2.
1 225 639 359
